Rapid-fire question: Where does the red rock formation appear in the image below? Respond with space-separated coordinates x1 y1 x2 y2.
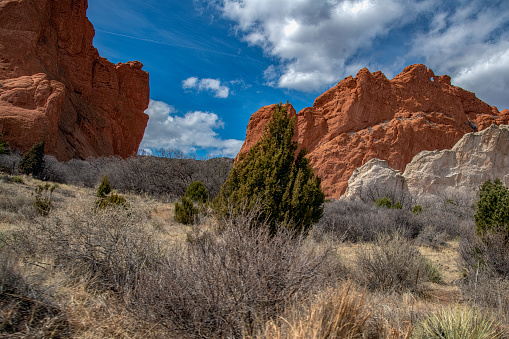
0 0 150 160
238 64 509 198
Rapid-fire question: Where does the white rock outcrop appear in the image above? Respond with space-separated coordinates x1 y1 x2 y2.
344 158 407 199
344 124 509 199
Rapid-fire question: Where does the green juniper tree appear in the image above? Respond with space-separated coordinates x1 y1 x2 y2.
475 178 509 237
19 141 45 177
215 103 324 235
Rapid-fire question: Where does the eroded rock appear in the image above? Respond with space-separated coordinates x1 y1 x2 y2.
0 0 150 160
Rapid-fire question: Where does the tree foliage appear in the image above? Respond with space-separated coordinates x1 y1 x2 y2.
97 175 112 198
0 134 10 155
186 181 208 203
175 196 198 225
475 179 509 237
19 141 45 177
215 103 324 235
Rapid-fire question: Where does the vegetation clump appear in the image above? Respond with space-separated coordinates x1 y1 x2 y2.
215 103 324 235
95 175 127 210
374 197 402 209
414 307 503 339
186 181 208 203
0 133 10 155
34 183 57 216
19 141 45 177
96 175 112 198
174 196 198 225
474 178 509 237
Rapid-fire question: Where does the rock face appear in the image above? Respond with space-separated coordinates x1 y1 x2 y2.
345 124 509 199
0 0 150 160
239 64 509 198
344 158 407 199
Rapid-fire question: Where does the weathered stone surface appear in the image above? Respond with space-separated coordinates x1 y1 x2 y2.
344 158 407 199
404 124 509 197
0 0 150 160
344 124 509 199
238 64 509 198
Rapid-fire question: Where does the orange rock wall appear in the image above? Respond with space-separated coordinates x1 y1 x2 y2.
239 64 509 199
0 0 150 160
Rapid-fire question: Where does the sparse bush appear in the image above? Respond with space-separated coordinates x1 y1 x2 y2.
186 181 208 203
215 103 324 235
353 232 432 294
358 182 414 208
133 207 337 338
375 197 393 208
12 176 23 183
0 245 69 337
174 196 198 225
413 205 423 214
19 141 45 177
34 183 57 216
413 307 504 339
97 175 111 197
315 198 472 243
16 205 158 293
40 154 233 199
459 227 509 316
95 192 128 210
416 225 448 249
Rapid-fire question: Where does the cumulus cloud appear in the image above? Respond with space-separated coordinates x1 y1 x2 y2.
204 0 509 108
139 100 244 158
182 76 230 98
214 0 413 91
409 2 509 109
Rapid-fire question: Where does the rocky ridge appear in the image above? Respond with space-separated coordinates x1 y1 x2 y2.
0 0 150 160
238 64 509 198
344 124 509 199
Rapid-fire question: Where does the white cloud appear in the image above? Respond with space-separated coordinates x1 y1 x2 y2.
408 2 509 110
202 0 509 108
215 0 411 91
182 76 230 98
139 100 244 158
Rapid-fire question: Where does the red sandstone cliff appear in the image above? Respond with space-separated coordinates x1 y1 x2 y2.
0 0 150 160
238 64 509 198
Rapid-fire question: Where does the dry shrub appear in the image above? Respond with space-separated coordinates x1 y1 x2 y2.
352 232 433 295
458 228 509 319
14 205 161 294
131 207 340 338
41 154 233 200
259 284 370 339
0 245 69 337
315 199 473 243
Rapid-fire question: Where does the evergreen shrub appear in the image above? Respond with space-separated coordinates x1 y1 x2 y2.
186 181 208 203
19 141 45 177
175 196 198 225
214 103 324 235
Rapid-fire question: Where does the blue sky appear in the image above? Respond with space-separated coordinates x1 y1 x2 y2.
87 0 509 158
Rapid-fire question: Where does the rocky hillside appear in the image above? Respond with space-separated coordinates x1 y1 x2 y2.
238 64 509 198
345 124 509 199
0 0 150 160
